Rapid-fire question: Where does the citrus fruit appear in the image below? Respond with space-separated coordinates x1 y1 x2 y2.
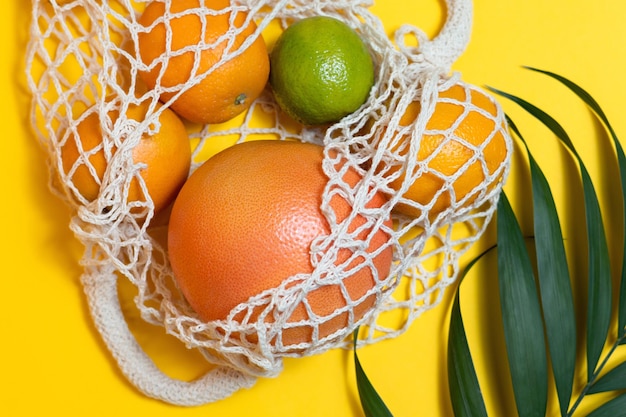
380 82 508 218
167 140 393 348
137 0 270 124
61 99 191 216
269 16 375 126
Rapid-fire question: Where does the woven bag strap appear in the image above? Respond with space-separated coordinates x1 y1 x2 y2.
82 271 257 406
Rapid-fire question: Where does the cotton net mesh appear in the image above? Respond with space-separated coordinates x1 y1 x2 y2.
26 0 513 406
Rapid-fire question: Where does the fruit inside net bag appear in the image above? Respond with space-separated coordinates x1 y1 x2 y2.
26 0 513 406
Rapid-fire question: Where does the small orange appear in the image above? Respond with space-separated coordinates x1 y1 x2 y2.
379 82 508 218
61 99 191 216
167 140 393 348
137 0 270 124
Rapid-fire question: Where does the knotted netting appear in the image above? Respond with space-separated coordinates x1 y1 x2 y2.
26 0 513 406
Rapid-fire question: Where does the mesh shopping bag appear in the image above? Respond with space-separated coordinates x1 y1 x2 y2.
26 0 512 405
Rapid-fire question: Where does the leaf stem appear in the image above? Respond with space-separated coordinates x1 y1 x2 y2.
567 333 626 417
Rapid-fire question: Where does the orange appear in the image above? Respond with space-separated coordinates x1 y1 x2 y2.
61 99 191 217
137 0 270 124
380 82 508 218
167 140 393 349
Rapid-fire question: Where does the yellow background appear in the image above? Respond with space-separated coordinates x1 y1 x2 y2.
3 0 626 416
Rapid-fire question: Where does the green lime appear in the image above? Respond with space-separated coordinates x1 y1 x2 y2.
269 16 375 126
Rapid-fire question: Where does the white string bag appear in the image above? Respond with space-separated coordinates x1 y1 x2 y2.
26 0 513 406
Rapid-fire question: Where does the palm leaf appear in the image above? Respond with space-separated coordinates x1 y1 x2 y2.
587 361 626 394
353 330 394 417
506 115 577 416
523 66 626 341
585 393 626 417
489 87 613 381
497 192 549 417
448 252 491 417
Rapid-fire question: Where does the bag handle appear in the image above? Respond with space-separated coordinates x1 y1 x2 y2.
82 270 257 406
395 0 473 73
